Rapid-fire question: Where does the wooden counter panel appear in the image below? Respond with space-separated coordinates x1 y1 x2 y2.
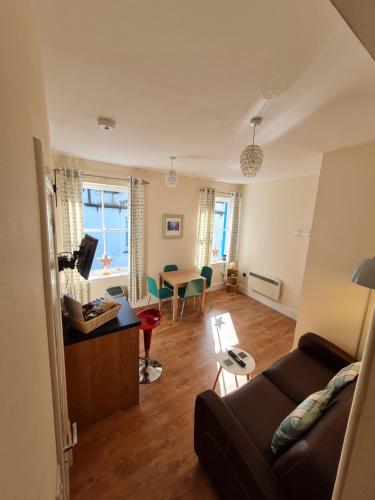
64 325 139 429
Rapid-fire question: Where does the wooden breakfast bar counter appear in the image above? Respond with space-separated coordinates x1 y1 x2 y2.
63 298 140 429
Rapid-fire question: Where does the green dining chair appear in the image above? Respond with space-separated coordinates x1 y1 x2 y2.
178 278 204 321
201 265 213 306
147 276 173 309
163 264 178 290
200 266 213 290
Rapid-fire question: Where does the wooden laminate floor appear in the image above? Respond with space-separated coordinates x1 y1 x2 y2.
70 290 295 500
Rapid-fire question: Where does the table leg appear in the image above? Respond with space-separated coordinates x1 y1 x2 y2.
172 286 178 322
201 279 206 312
246 374 251 381
235 375 239 388
213 367 222 391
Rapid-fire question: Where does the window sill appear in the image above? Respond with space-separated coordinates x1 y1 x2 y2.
87 269 128 282
211 260 226 265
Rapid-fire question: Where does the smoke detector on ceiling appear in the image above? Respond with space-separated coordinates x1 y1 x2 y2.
97 116 116 131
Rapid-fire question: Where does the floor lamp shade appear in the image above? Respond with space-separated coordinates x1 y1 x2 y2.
351 257 375 290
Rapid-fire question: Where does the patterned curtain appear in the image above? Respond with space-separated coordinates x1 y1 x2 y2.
195 187 216 270
60 168 88 303
228 192 241 265
129 177 145 303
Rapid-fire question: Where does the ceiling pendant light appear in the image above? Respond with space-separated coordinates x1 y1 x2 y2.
165 155 177 188
97 116 116 131
240 116 264 178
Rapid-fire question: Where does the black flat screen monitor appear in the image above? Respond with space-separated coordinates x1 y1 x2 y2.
76 234 98 279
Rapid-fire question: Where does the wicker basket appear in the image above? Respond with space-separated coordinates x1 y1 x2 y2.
70 303 121 334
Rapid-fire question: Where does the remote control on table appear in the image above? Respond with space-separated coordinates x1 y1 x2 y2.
227 349 246 367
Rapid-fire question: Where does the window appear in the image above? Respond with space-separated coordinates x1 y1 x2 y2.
211 197 229 262
82 183 129 275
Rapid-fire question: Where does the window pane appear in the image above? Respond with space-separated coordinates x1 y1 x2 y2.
212 226 224 261
86 231 104 272
105 231 128 269
83 188 102 228
212 200 228 260
103 190 128 230
82 185 129 273
214 201 226 230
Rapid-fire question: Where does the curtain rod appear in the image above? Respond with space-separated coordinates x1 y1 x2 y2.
216 190 238 196
200 188 240 196
54 168 150 185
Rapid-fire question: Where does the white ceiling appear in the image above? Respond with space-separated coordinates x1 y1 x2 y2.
35 0 375 184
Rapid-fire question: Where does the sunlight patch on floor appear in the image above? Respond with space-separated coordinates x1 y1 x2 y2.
210 312 238 353
209 313 248 396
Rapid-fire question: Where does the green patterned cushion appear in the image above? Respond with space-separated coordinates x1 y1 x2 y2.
271 389 333 454
326 361 361 395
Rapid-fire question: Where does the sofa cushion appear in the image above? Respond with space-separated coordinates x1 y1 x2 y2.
273 383 355 500
223 373 296 465
326 361 361 395
298 332 356 371
271 388 333 454
263 349 336 404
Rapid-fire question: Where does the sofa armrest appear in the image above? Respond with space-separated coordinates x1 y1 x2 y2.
298 333 356 371
194 390 285 500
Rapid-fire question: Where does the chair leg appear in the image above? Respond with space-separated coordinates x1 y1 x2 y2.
180 300 185 322
148 295 151 305
158 300 161 310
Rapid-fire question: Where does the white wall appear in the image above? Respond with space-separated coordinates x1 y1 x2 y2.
53 154 238 302
0 2 57 499
238 176 319 318
293 142 375 499
294 142 375 355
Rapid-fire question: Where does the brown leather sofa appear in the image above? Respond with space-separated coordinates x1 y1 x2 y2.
194 333 356 500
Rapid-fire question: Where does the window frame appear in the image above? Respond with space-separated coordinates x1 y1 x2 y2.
82 182 129 278
211 195 230 264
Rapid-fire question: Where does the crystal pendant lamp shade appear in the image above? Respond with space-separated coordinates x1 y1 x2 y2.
165 156 177 188
240 117 264 178
240 145 264 177
165 169 177 187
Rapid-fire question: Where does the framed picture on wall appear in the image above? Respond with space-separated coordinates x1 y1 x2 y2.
162 214 184 239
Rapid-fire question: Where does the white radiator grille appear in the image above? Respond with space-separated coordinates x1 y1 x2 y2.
248 272 282 300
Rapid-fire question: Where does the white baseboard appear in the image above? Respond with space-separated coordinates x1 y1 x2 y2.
238 284 298 320
209 282 225 292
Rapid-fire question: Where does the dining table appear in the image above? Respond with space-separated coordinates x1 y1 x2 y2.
159 269 206 322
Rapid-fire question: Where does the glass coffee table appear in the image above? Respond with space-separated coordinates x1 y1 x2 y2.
213 347 256 391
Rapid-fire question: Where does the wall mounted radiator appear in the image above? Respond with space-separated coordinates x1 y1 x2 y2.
248 272 282 301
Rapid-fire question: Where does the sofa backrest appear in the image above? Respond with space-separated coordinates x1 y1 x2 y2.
272 382 355 500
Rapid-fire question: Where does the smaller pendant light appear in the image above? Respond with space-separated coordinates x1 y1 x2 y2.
165 155 177 188
240 116 264 178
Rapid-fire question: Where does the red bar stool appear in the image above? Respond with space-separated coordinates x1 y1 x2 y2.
137 308 163 384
